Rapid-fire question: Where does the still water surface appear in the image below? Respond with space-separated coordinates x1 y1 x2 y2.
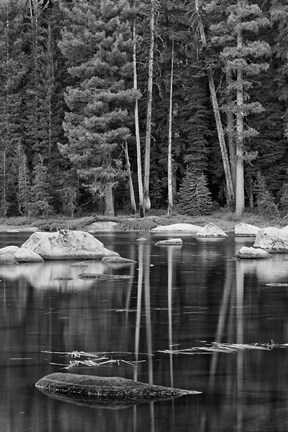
1 231 288 431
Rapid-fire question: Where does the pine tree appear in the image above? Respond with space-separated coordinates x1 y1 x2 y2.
29 155 53 216
17 145 31 215
59 0 138 217
208 0 271 216
177 170 212 216
255 172 279 218
0 0 27 215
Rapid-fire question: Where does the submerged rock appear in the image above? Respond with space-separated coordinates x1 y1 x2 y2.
234 223 260 237
155 238 183 246
236 246 272 259
35 373 200 407
21 230 119 260
253 227 288 252
195 223 228 238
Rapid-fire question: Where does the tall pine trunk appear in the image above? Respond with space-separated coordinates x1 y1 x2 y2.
143 0 155 214
235 21 245 216
133 15 144 217
124 140 137 214
167 40 174 216
226 68 236 193
195 0 235 209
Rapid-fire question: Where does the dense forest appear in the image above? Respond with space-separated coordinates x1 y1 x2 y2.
0 0 288 218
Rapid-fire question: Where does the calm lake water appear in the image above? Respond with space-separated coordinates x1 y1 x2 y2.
1 230 288 431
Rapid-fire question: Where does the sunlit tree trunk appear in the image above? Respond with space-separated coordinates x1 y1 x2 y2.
226 68 236 194
167 40 174 216
235 20 245 216
124 140 137 214
133 14 144 217
104 183 115 217
143 0 155 214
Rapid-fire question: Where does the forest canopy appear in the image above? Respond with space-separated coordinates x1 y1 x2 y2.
0 0 287 218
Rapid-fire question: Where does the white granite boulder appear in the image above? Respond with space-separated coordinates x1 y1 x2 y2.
20 230 119 260
234 223 260 237
253 227 288 252
0 246 20 265
195 223 228 238
236 246 271 259
151 223 201 233
155 238 183 246
15 248 44 263
0 245 44 264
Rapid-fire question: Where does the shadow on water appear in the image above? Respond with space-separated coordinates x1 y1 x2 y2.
1 233 288 430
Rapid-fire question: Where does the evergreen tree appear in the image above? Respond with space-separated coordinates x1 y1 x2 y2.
17 144 31 215
0 0 27 215
59 0 138 216
255 172 279 218
177 170 212 216
29 155 53 216
207 0 271 216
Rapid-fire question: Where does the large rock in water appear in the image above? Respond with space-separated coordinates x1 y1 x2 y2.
236 246 271 259
35 373 200 407
253 227 288 252
195 223 228 238
21 230 119 260
234 223 260 237
0 245 43 264
151 223 201 233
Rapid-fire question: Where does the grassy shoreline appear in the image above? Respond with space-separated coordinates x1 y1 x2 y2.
0 209 284 232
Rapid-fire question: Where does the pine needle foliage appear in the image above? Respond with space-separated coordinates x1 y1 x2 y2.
178 170 213 216
255 172 279 219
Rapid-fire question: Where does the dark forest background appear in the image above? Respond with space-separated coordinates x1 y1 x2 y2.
1 0 288 218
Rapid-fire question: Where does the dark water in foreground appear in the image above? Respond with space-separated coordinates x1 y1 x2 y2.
1 231 288 431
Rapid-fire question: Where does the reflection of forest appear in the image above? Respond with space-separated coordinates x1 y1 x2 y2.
1 234 288 431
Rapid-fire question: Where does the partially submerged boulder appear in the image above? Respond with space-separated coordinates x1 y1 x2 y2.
195 223 228 238
35 373 200 406
234 223 260 237
236 246 271 259
102 256 136 264
21 230 119 260
152 223 201 233
155 238 183 246
253 227 288 252
0 245 43 265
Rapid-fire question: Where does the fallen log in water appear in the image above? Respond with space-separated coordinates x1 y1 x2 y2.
35 373 201 407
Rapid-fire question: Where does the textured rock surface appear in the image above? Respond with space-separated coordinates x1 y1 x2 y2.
234 223 260 237
151 223 201 233
15 247 44 262
195 223 228 238
253 227 288 251
0 245 43 264
35 373 200 406
236 246 271 259
21 230 119 260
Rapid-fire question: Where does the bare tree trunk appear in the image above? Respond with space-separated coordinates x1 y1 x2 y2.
195 0 235 209
235 22 245 217
133 15 144 217
47 20 54 166
167 40 174 216
226 68 236 194
124 140 137 214
104 183 115 217
143 0 155 214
